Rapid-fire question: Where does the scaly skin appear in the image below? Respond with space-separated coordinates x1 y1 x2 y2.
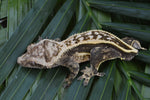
17 30 145 87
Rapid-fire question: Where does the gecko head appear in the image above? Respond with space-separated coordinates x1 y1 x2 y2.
17 39 60 69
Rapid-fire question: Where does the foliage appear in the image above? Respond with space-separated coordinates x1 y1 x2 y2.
0 0 150 100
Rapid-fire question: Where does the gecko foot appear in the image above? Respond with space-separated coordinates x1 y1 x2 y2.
77 67 105 86
63 73 75 88
63 78 72 88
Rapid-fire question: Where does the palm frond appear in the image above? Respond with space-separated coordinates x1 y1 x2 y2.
0 0 150 100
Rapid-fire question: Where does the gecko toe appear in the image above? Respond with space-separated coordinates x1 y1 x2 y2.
63 79 72 88
63 83 70 88
96 72 105 77
77 76 83 80
83 79 90 86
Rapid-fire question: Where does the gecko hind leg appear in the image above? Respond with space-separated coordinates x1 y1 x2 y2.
63 61 79 88
78 46 121 86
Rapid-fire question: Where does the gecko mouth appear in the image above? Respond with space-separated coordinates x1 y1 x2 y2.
27 61 44 68
18 58 44 68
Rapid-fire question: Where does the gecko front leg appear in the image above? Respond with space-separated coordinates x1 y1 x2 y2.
58 56 79 87
64 62 79 87
78 46 122 86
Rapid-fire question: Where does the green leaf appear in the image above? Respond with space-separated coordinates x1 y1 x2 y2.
129 71 150 87
69 13 91 36
76 0 87 22
118 61 144 100
82 0 102 29
0 68 40 100
0 28 7 47
0 0 7 18
0 0 8 48
117 80 131 100
7 0 36 37
136 51 150 64
88 0 150 20
29 68 65 100
141 65 150 99
89 61 116 100
0 0 58 85
42 0 75 39
114 68 122 95
101 22 150 42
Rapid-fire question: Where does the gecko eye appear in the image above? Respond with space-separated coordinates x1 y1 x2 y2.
29 61 35 66
28 61 44 68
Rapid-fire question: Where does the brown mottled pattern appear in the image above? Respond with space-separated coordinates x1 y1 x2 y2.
17 39 63 69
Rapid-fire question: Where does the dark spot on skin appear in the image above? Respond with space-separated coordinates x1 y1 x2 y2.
43 41 51 62
44 49 52 62
85 74 89 77
28 61 44 68
70 73 76 77
92 31 98 39
102 35 109 40
75 37 81 43
75 40 78 44
96 31 100 33
44 40 49 46
72 67 79 73
29 61 35 66
35 63 44 68
68 41 72 46
53 50 58 56
65 40 72 46
93 70 98 74
101 31 109 36
53 46 59 56
60 45 63 47
83 36 90 40
74 35 77 39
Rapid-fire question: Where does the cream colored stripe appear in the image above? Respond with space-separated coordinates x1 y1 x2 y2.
62 30 136 51
56 30 138 62
62 40 138 54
